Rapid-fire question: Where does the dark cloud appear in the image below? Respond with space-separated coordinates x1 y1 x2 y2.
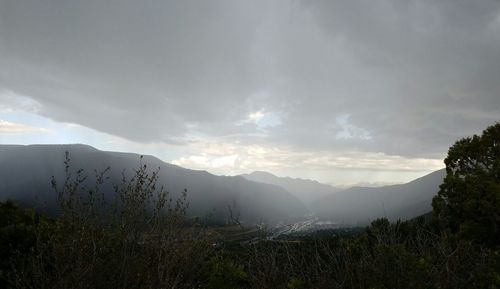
0 0 499 157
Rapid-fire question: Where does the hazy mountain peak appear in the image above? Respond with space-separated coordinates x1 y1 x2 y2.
241 170 340 208
246 171 324 185
248 171 278 178
0 144 308 223
312 169 446 225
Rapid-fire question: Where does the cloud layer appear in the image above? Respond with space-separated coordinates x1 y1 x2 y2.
1 0 499 179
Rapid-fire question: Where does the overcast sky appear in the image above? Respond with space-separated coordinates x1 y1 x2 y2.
1 0 499 185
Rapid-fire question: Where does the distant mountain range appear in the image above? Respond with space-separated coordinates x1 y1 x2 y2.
0 144 446 226
240 171 340 208
312 169 446 225
0 144 308 223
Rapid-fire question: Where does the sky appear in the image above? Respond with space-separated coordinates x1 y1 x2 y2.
1 0 499 186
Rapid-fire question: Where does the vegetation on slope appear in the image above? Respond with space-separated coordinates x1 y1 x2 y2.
1 123 500 288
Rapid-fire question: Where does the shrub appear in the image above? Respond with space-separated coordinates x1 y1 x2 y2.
11 154 213 289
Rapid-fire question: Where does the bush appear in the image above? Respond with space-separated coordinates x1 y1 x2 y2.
3 123 500 288
10 154 213 289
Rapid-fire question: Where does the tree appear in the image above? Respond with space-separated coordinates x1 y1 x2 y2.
432 123 500 247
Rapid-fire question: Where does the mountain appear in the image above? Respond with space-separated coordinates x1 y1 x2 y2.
0 144 308 223
311 169 446 225
240 171 340 208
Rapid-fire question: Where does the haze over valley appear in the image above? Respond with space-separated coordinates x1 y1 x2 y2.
5 0 500 188
1 2 499 288
0 144 446 227
0 0 498 234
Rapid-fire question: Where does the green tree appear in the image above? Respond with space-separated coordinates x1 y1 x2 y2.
432 123 500 247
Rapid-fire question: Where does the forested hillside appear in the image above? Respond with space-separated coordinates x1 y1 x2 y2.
1 123 499 289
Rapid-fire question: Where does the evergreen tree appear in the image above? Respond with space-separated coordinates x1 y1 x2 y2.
432 123 500 247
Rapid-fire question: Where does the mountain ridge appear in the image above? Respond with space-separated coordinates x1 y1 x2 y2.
312 169 446 225
0 144 308 223
0 144 447 226
240 170 341 208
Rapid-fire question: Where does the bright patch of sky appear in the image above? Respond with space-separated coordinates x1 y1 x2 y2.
0 109 182 162
172 139 444 185
0 118 48 134
334 114 372 140
240 110 282 131
1 107 443 186
4 0 489 185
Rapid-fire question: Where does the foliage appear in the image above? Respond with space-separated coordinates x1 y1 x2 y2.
235 217 500 289
9 153 212 289
2 123 500 288
0 201 36 288
433 123 500 247
202 256 249 289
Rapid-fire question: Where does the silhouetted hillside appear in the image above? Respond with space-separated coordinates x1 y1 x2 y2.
241 171 340 208
312 169 446 225
0 144 308 223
